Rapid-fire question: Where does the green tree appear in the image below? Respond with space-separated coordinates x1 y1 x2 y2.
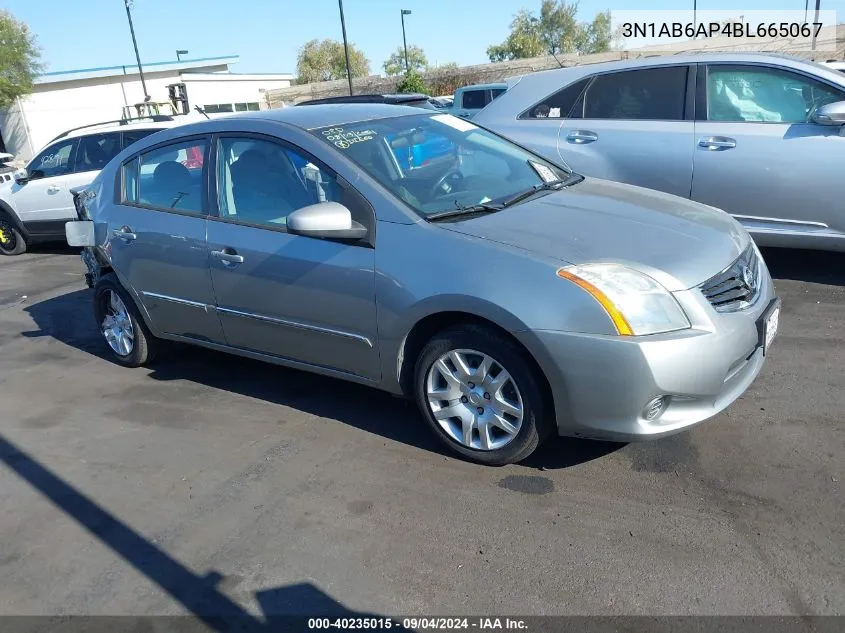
486 1 613 61
396 70 428 94
296 39 370 83
383 45 428 76
0 10 42 110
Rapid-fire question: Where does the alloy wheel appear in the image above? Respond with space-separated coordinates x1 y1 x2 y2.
101 290 135 356
425 348 524 451
0 221 16 252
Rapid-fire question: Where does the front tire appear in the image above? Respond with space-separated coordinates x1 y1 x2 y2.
0 217 27 256
93 274 157 367
413 324 551 465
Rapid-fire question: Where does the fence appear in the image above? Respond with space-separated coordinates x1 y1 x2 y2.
266 24 845 107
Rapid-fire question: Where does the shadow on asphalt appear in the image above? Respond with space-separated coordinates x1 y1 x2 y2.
761 247 845 287
0 434 380 631
23 289 617 470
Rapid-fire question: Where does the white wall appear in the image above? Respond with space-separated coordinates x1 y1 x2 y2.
1 70 292 161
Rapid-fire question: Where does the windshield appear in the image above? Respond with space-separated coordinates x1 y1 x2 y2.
312 113 573 217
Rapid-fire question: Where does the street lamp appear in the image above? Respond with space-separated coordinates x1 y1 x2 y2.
401 9 412 73
338 0 354 95
123 0 150 102
176 49 188 61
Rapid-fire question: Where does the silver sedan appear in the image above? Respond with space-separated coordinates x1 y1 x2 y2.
475 53 845 252
66 105 779 464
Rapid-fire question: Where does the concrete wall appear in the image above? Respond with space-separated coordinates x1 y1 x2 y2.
267 24 845 107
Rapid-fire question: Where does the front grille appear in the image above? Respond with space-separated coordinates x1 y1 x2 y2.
700 245 762 312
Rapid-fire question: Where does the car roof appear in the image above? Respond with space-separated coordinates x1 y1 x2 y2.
217 103 426 130
60 120 174 141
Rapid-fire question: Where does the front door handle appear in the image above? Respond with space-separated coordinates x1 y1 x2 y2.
698 136 736 150
566 130 598 144
111 227 137 242
47 185 61 193
211 248 244 266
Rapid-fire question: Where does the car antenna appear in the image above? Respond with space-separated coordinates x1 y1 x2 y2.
194 106 210 119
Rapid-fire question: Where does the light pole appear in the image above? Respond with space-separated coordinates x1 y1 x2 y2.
338 0 354 95
123 0 149 102
401 9 412 73
810 0 821 56
692 0 697 38
176 49 188 61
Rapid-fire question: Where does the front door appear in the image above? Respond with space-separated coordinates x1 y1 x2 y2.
557 64 695 199
108 136 224 342
691 63 845 240
206 134 380 381
12 137 79 224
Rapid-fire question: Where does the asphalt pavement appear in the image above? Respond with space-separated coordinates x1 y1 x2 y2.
0 245 841 619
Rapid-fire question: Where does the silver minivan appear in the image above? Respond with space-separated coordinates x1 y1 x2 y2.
475 53 845 251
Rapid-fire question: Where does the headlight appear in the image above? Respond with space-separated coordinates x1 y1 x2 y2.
557 263 690 336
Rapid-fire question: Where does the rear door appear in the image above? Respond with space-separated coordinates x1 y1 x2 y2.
557 64 696 198
206 133 380 381
691 63 845 240
108 136 225 342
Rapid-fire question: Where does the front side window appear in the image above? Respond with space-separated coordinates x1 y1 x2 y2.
216 136 351 229
75 133 122 172
521 77 590 119
28 138 77 179
461 90 488 109
312 113 572 218
706 65 845 123
582 66 687 120
135 139 207 213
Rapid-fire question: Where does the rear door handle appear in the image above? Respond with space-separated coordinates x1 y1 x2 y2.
698 136 736 150
566 130 598 144
211 249 244 265
47 185 61 193
111 227 136 242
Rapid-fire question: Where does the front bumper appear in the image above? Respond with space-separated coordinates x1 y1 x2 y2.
516 270 777 442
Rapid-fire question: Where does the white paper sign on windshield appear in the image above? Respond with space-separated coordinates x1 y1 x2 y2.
529 161 559 183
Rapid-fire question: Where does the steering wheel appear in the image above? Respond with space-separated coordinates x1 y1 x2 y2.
429 168 463 198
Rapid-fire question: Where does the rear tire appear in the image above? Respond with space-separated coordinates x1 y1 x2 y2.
413 324 552 465
93 273 158 367
0 216 27 256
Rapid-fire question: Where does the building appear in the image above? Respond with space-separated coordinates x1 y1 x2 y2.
0 55 293 161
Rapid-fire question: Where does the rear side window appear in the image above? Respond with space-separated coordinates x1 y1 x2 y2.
462 90 488 109
124 139 208 213
122 128 161 149
491 88 506 99
521 77 591 119
582 67 688 120
75 133 122 172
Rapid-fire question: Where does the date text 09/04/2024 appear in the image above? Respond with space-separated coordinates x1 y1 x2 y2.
622 21 823 40
307 617 529 630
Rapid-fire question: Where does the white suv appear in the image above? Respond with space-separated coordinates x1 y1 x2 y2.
0 121 172 255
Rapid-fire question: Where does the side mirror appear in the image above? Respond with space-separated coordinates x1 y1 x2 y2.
286 202 367 240
811 100 845 126
13 168 28 184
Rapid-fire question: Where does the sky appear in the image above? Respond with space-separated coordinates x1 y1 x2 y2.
5 0 844 77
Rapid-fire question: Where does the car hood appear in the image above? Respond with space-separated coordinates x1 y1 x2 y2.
438 177 750 291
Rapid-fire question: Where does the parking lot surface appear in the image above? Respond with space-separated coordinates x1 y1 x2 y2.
0 246 842 617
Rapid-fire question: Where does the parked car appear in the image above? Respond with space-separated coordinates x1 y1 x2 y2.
429 95 454 109
474 53 845 252
449 83 507 119
65 105 778 465
296 93 438 110
823 60 845 74
0 119 173 255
